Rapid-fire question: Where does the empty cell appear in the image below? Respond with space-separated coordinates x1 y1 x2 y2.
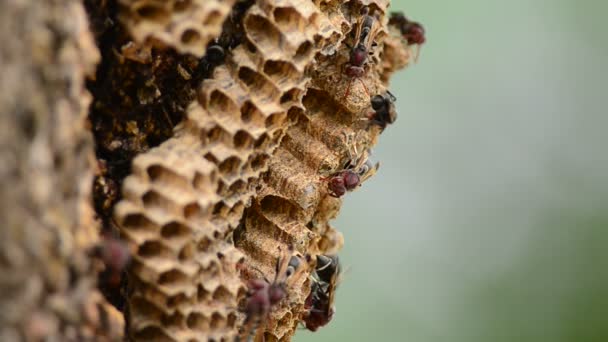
227 312 237 327
133 3 169 21
212 286 231 303
160 311 186 328
138 240 172 258
218 156 241 177
216 180 226 196
207 90 238 119
142 190 178 214
237 67 279 103
183 202 205 220
122 213 159 232
239 101 264 125
186 312 210 331
253 133 270 149
130 296 164 321
286 106 303 124
273 7 305 32
210 312 223 329
180 28 201 45
263 60 299 88
197 284 210 301
147 165 190 191
197 237 212 253
172 0 192 12
244 14 282 52
133 326 174 342
250 154 269 171
293 40 314 64
265 112 286 129
167 293 189 308
206 126 229 144
161 221 191 239
233 130 253 150
178 242 195 260
227 180 247 195
203 11 222 26
280 87 301 104
158 269 189 286
203 152 219 165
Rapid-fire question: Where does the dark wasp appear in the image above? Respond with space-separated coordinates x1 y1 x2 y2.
368 91 397 131
303 255 341 331
388 12 426 62
321 146 379 198
342 6 382 100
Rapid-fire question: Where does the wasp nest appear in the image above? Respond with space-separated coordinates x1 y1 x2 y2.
1 0 418 340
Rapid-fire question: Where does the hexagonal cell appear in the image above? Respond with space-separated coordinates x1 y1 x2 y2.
233 130 254 150
138 240 174 258
209 312 224 330
263 60 300 88
186 312 210 331
293 40 314 64
178 242 195 261
122 213 160 233
142 190 180 215
273 7 306 32
179 27 202 45
158 269 190 287
218 156 242 178
132 325 175 342
265 112 287 129
244 14 283 54
240 101 265 126
147 165 191 192
160 311 186 329
160 221 191 240
237 67 280 104
207 125 231 145
132 2 170 22
206 90 239 120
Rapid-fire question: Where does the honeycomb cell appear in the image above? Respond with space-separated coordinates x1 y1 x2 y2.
119 0 236 56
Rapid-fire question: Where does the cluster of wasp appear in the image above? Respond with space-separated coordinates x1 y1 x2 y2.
323 8 426 200
236 8 426 341
237 248 341 341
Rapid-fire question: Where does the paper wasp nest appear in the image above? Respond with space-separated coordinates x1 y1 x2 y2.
119 0 236 56
105 0 411 341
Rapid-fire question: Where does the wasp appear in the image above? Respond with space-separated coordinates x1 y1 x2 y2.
239 247 307 341
388 12 426 62
303 255 341 331
368 91 397 131
321 144 379 198
342 7 382 100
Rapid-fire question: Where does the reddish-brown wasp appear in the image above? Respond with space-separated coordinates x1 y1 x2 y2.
239 247 307 341
388 12 426 62
303 255 341 331
342 6 382 100
90 235 131 288
321 146 379 198
368 91 397 131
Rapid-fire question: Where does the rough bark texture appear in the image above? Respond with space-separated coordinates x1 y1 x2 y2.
0 0 414 340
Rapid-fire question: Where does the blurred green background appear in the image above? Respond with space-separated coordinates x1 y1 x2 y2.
297 0 608 341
